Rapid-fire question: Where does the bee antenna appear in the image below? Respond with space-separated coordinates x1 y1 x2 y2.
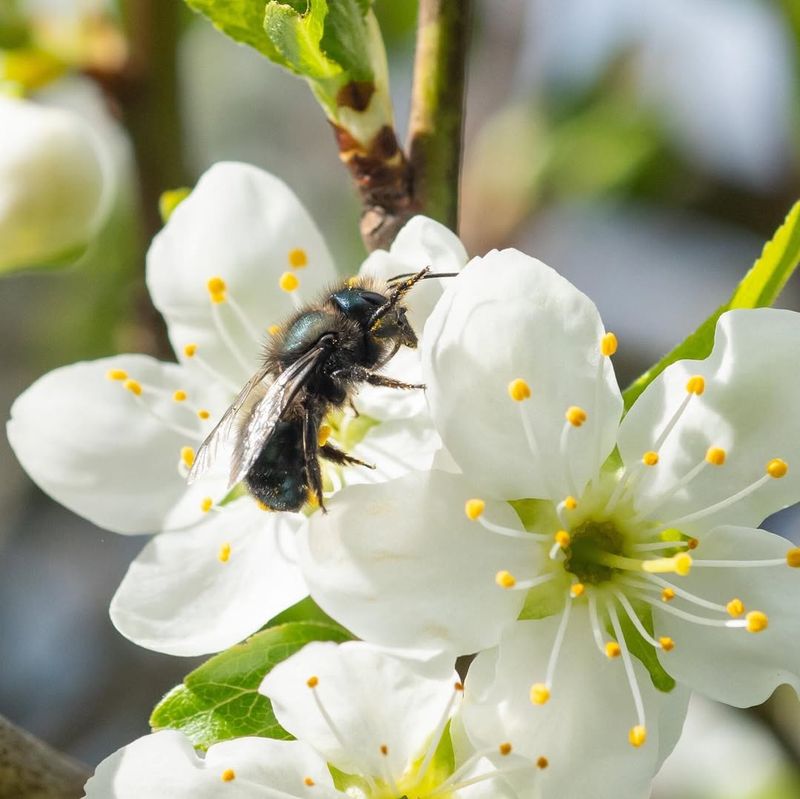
386 271 459 284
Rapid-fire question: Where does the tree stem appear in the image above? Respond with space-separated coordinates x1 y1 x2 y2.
407 0 471 234
0 714 89 798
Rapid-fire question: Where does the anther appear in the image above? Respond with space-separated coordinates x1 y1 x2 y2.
726 598 745 618
643 553 692 576
565 406 587 427
787 548 800 568
218 543 231 563
289 248 308 268
180 447 195 468
280 272 299 292
464 498 485 520
183 343 197 358
564 496 578 510
268 324 281 336
207 276 227 303
605 642 621 659
495 570 516 589
746 611 768 633
706 447 726 466
686 375 705 395
197 409 211 420
123 379 142 396
304 777 315 787
379 744 389 756
767 458 788 478
201 497 213 513
659 637 675 652
306 676 319 688
454 681 464 692
530 683 550 705
642 451 659 466
499 743 512 756
629 726 647 748
173 390 187 402
570 583 585 598
537 756 549 769
221 769 236 782
687 538 699 550
508 378 531 402
554 530 571 549
106 369 127 381
318 425 332 446
601 332 618 357
661 588 676 602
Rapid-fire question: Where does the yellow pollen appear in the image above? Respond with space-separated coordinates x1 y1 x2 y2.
306 490 320 509
570 583 585 598
201 497 213 513
686 375 705 395
659 637 675 651
600 332 618 356
564 496 578 510
498 742 512 756
307 676 319 688
605 641 621 659
454 681 464 692
555 530 571 548
318 424 332 446
289 248 308 268
642 451 659 466
727 598 745 618
183 343 197 358
346 276 359 288
661 588 676 602
674 552 693 575
629 726 647 748
767 458 788 478
207 277 227 303
746 611 768 633
198 409 211 420
221 769 236 782
106 368 127 381
123 379 142 396
218 543 231 563
565 406 587 427
304 777 315 787
379 744 389 756
786 548 800 568
180 447 195 468
536 756 549 770
643 553 692 575
687 538 699 550
280 271 300 292
507 378 531 402
268 324 281 336
495 570 516 589
173 390 187 402
464 498 485 520
530 683 550 705
257 500 272 512
706 447 726 466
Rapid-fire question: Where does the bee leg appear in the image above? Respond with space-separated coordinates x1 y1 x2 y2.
319 443 376 470
302 407 326 512
348 399 360 417
368 266 431 331
333 365 425 391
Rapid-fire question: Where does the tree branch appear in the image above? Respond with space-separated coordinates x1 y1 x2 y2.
0 714 89 799
407 0 471 234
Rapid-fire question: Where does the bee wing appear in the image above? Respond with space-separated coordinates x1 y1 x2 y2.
186 366 273 484
228 343 329 488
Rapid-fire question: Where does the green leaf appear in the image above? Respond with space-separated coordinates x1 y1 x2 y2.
266 595 347 630
150 621 352 748
613 607 675 693
623 201 800 410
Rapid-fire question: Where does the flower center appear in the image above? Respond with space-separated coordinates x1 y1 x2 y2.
563 519 624 584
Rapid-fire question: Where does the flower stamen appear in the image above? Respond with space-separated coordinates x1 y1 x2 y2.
530 588 574 706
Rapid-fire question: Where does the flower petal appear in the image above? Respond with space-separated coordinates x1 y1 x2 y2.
299 470 538 655
260 641 459 781
7 355 229 534
652 525 800 706
147 162 338 386
423 249 623 502
618 309 800 533
461 617 690 799
83 730 339 798
110 499 307 656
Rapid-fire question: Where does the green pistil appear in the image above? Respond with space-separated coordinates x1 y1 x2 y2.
564 520 625 584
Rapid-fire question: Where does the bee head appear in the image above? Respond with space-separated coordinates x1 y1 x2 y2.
330 287 418 348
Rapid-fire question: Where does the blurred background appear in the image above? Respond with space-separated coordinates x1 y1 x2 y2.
2 0 800 796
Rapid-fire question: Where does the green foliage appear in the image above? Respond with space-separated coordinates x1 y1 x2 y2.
614 607 676 693
183 0 278 60
624 201 800 410
150 621 352 749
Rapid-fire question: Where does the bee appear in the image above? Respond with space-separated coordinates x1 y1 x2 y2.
187 267 452 512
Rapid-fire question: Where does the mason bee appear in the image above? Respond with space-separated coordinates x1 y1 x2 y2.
187 267 452 512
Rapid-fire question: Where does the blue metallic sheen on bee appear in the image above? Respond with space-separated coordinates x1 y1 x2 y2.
187 268 436 512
